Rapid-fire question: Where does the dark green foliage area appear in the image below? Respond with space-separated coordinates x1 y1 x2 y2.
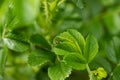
0 0 120 80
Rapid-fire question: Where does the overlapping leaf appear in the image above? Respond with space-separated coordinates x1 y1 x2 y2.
64 53 86 70
84 35 99 63
30 34 51 50
28 49 55 66
3 32 30 52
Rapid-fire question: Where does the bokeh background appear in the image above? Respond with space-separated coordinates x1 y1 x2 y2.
0 0 120 80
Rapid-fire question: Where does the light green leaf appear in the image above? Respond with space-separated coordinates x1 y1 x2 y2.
100 0 114 5
3 32 30 52
30 34 51 50
50 0 59 11
13 0 39 24
48 62 72 80
0 48 7 75
84 35 98 63
64 53 86 70
28 49 55 66
53 29 85 55
3 1 19 29
112 65 120 80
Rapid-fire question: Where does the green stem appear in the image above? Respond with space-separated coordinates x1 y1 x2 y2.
2 28 6 39
86 64 91 75
86 64 95 80
43 0 50 23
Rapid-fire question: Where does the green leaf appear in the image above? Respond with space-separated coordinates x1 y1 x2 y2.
64 53 86 70
28 49 55 66
0 48 7 75
100 0 114 5
103 41 117 63
48 62 72 80
3 32 30 52
3 1 19 29
53 29 85 55
0 0 4 8
112 65 120 80
84 35 98 63
113 37 120 63
30 34 51 50
103 12 120 35
89 55 112 73
50 0 59 11
13 0 39 24
72 0 84 9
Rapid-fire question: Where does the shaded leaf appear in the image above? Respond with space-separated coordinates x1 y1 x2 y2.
103 41 117 63
89 55 112 73
72 0 84 9
112 65 120 80
28 49 55 66
30 34 51 50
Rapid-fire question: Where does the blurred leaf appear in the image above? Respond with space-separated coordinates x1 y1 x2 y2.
112 65 120 80
30 34 51 50
48 62 72 80
103 12 120 35
64 53 86 70
103 40 117 63
53 29 85 55
0 0 4 8
0 47 7 75
84 35 99 63
113 37 120 63
89 55 112 73
50 0 59 11
100 0 114 6
3 32 30 52
72 0 84 9
2 1 19 30
13 0 39 24
28 49 55 66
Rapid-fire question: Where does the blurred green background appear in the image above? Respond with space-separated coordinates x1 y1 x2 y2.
0 0 120 80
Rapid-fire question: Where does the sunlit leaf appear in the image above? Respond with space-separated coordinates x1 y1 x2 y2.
48 62 72 80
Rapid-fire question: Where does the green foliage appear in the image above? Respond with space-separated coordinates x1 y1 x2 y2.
0 0 120 80
48 62 72 80
30 34 51 50
84 35 98 63
13 0 39 24
28 49 55 66
3 32 30 52
64 53 86 70
0 47 7 75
